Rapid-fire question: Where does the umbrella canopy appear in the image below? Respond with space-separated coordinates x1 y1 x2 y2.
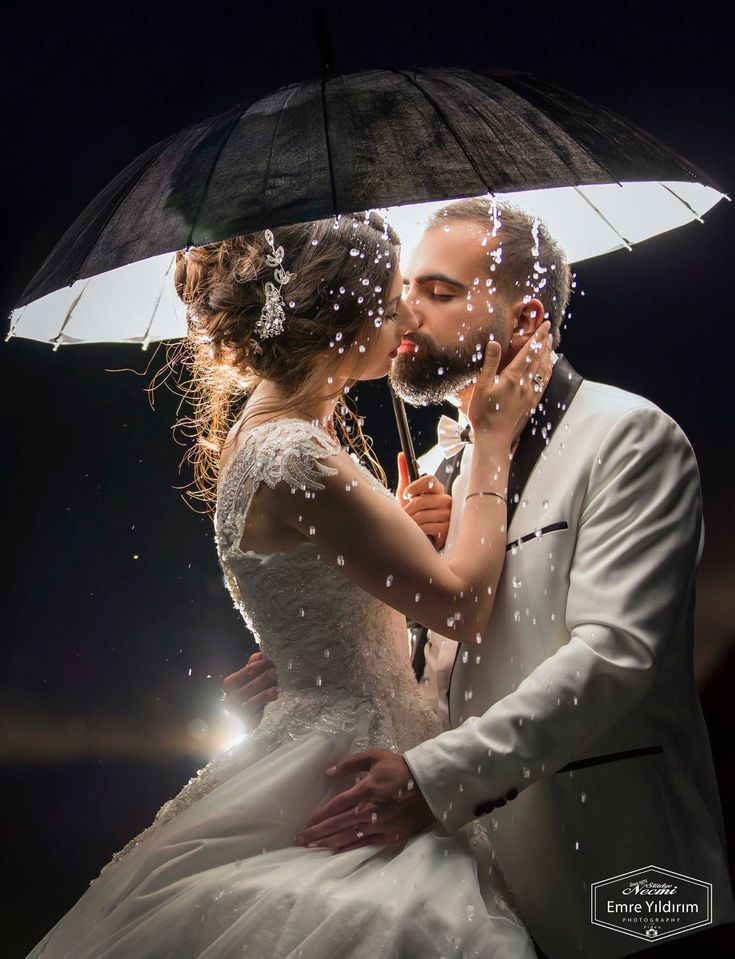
8 67 726 347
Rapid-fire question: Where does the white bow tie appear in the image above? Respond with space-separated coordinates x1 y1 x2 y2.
437 414 473 458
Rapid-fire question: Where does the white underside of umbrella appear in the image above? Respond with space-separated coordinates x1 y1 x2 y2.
7 180 726 347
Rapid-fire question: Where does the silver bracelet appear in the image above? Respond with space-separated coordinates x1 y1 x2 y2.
465 490 507 504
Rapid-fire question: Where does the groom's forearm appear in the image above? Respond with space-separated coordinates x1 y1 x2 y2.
404 627 661 832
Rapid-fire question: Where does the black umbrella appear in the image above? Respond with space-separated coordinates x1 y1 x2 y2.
7 67 726 479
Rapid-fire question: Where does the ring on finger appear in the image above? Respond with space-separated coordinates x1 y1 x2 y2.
353 826 366 840
532 373 545 389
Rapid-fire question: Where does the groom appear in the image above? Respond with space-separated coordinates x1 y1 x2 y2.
228 199 735 957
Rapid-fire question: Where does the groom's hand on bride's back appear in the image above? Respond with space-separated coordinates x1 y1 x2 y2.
396 451 452 550
222 652 279 729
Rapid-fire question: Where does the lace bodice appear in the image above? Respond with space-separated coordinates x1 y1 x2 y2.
213 417 442 753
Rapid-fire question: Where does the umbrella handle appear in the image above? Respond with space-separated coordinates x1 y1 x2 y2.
388 382 439 550
388 382 421 483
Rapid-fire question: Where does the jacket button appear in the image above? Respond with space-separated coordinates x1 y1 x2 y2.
494 798 507 807
507 788 518 800
474 800 496 816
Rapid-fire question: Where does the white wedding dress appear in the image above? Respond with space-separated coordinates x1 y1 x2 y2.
28 418 535 959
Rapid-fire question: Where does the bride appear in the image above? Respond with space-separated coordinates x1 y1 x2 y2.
28 212 551 958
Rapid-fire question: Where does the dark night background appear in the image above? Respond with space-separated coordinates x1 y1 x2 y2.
1 1 733 955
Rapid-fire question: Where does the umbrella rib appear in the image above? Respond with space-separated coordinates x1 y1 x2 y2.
393 69 495 195
320 76 339 216
186 106 247 249
51 279 92 350
573 186 633 251
259 85 300 230
141 255 177 350
5 304 28 342
657 182 705 223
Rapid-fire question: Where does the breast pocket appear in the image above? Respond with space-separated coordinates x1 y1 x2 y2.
505 521 568 553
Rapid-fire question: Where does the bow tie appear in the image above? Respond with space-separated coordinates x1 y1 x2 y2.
437 414 473 458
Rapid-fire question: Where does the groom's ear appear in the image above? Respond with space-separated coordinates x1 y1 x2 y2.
509 297 546 345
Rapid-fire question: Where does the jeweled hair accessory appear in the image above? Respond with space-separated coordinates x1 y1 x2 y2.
254 229 293 340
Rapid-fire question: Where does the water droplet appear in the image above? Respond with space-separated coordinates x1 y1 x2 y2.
349 248 360 257
337 554 345 566
386 574 394 587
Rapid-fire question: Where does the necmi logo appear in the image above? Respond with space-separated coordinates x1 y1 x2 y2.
591 866 712 943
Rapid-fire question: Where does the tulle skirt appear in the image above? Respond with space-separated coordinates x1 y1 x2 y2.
28 710 535 959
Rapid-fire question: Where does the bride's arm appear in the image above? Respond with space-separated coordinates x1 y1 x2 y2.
271 325 552 645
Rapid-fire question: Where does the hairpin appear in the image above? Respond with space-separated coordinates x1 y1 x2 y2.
254 229 293 339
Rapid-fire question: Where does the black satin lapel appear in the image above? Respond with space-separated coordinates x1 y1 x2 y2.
506 355 584 530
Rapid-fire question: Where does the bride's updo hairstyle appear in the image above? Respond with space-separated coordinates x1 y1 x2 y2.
167 212 399 512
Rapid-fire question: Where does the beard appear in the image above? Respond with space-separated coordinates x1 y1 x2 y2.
389 327 503 406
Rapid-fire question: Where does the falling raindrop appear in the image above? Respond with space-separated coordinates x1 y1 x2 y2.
386 574 394 587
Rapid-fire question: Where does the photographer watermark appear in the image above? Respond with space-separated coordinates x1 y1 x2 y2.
591 866 712 943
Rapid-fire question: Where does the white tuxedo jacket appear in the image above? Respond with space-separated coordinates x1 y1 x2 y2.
404 364 735 958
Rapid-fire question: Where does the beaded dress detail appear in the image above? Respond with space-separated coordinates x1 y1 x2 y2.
26 417 533 959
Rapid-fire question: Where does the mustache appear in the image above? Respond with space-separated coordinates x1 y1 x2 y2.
401 331 435 350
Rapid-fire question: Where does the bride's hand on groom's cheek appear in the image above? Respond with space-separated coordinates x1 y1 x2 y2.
294 748 436 853
222 652 279 729
396 452 452 550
